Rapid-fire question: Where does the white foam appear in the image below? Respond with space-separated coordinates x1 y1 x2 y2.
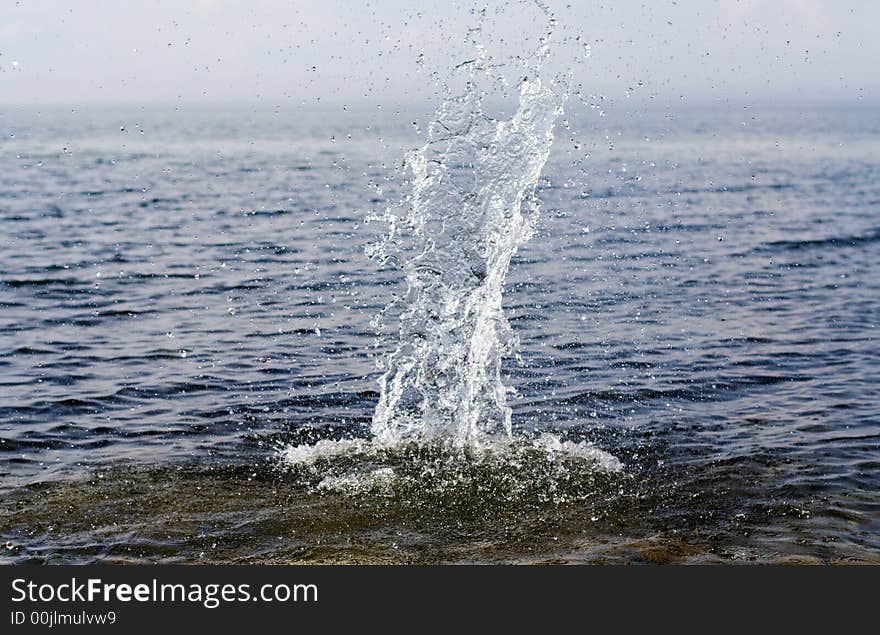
278 437 367 466
531 433 623 472
277 433 622 474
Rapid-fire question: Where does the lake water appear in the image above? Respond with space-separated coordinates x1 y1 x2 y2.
1 102 878 563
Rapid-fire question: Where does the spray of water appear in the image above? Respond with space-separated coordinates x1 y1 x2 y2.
370 76 563 446
368 3 566 447
279 2 621 476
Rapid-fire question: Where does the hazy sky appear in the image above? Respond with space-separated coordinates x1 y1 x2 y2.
1 0 877 108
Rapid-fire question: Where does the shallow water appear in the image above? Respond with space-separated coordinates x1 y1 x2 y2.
1 103 878 563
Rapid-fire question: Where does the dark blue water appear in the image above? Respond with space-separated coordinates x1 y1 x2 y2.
1 103 878 563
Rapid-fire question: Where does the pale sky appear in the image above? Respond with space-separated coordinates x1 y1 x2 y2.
1 0 877 108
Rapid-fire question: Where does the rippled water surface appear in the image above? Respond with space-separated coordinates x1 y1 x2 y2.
1 104 878 563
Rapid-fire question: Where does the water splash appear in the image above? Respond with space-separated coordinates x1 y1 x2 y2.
279 436 622 502
369 37 566 447
279 3 620 476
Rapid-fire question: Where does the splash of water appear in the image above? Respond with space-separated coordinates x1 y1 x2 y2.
279 4 620 477
369 61 565 447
